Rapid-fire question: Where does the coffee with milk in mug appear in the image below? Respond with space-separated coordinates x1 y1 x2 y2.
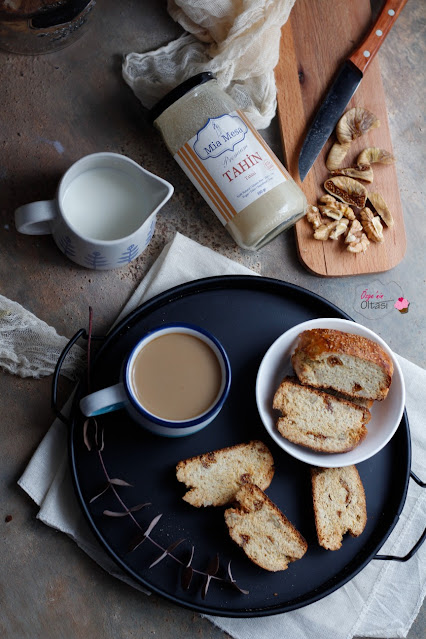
130 332 223 421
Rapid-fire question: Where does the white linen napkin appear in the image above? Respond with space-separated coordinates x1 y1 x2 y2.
18 233 425 639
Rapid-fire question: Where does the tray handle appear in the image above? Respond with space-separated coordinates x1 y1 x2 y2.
374 471 426 562
52 328 104 426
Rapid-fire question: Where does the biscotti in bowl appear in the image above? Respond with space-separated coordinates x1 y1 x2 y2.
256 318 405 467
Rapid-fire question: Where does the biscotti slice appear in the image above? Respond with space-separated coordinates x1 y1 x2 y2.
311 465 367 550
273 377 370 453
292 328 393 400
224 483 308 571
176 440 274 507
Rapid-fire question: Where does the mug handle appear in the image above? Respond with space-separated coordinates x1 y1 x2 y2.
80 383 128 417
15 200 57 235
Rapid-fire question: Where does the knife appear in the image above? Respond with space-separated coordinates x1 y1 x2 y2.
298 0 408 182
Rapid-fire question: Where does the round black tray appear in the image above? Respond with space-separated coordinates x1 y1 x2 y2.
68 276 411 617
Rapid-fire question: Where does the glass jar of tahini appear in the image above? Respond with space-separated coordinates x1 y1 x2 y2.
151 73 307 251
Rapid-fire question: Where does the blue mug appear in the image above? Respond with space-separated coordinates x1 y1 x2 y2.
79 323 231 437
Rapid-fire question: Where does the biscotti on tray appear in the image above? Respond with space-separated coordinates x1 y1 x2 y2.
311 465 367 550
176 440 274 507
224 483 308 571
273 377 370 453
292 328 393 401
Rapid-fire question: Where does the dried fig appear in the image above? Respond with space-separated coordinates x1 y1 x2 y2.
326 142 351 171
336 107 380 144
330 164 374 183
368 192 394 227
324 176 367 208
357 147 395 166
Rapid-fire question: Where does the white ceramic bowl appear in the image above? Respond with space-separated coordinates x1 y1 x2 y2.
255 318 405 467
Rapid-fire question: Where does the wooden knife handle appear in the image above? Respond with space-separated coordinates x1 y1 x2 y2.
349 0 408 74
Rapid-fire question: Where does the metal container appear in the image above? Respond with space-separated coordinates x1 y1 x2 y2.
0 0 96 55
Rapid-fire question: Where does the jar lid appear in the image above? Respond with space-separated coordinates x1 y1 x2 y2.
150 72 215 122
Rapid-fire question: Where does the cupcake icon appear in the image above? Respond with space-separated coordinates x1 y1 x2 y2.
394 297 410 314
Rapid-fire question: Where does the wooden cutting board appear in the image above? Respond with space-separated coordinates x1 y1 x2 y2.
275 0 406 277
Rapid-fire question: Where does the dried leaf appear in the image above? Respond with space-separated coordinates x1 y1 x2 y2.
95 421 104 452
89 483 110 503
103 509 131 517
231 581 250 595
186 546 195 568
128 531 147 553
129 502 150 513
202 575 212 600
166 538 185 554
149 538 185 569
83 418 92 451
144 513 162 538
206 553 220 576
109 478 133 487
227 561 249 595
181 566 193 590
227 560 234 582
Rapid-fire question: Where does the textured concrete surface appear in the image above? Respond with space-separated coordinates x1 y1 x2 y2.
0 1 424 638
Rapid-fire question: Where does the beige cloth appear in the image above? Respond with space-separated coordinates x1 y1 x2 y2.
122 0 296 129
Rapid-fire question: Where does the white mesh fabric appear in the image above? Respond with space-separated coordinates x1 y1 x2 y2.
0 294 85 380
122 0 296 130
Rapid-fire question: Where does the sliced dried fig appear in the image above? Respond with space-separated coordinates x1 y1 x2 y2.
324 176 367 208
326 142 351 171
368 192 394 227
360 207 384 242
357 147 395 166
330 164 374 183
336 107 380 144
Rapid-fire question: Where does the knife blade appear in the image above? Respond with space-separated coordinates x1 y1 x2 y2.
298 0 408 182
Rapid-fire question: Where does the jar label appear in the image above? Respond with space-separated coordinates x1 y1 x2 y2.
174 111 289 225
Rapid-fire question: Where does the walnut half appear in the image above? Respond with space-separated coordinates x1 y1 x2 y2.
347 234 370 253
345 219 370 253
306 204 324 229
314 220 339 240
